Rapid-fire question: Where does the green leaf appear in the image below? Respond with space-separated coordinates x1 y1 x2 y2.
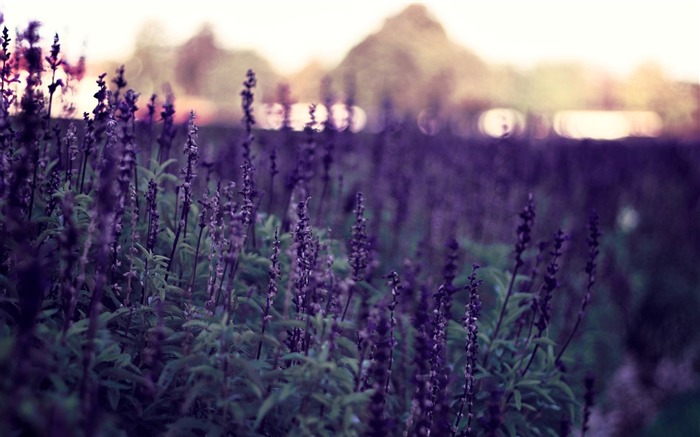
521 402 537 412
157 359 181 391
532 337 557 347
107 386 120 410
103 367 148 388
549 379 576 401
339 391 371 407
513 389 522 410
157 158 178 175
312 393 332 407
66 318 89 337
95 343 129 365
517 378 542 387
529 385 556 404
336 336 359 358
503 303 532 327
338 357 359 374
255 392 279 429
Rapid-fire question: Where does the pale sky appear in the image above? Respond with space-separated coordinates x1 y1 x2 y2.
1 0 698 82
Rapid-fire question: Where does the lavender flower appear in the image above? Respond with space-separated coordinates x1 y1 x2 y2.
257 226 280 360
518 230 567 378
442 238 459 291
63 122 79 187
239 159 255 228
111 90 139 281
1 26 16 96
188 188 212 295
90 73 109 144
205 183 223 311
350 192 369 281
384 271 402 394
59 193 78 334
146 93 157 122
16 22 46 221
165 112 199 280
454 264 482 436
515 193 536 268
287 198 313 352
44 33 63 152
145 179 160 253
556 211 601 363
81 107 120 416
535 229 567 333
142 178 160 305
267 146 278 214
123 184 139 308
156 89 176 163
429 283 450 435
358 303 380 391
220 190 245 316
77 112 94 194
404 286 433 437
428 240 463 435
582 373 595 437
43 167 61 217
180 111 199 237
487 194 536 362
111 64 127 105
367 311 391 437
240 69 256 162
342 192 369 321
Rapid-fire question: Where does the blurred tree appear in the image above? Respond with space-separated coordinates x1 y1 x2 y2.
174 23 280 111
331 4 489 113
287 59 330 103
111 5 698 134
515 62 594 112
621 63 697 137
118 21 280 123
126 20 177 97
175 24 220 96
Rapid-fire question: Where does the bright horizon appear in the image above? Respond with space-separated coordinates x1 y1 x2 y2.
1 0 699 83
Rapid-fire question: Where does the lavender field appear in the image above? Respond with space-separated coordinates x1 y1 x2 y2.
1 18 699 437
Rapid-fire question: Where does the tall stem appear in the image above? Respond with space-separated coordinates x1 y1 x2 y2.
483 266 519 365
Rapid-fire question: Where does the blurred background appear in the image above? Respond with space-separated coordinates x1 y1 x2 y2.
1 0 698 139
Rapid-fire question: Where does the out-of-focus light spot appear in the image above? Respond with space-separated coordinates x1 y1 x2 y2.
290 103 327 131
553 111 662 140
260 103 284 130
417 109 443 135
10 70 85 119
617 205 640 233
329 103 367 133
261 103 366 132
478 108 526 138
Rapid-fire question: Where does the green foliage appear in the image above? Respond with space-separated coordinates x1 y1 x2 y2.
0 180 587 436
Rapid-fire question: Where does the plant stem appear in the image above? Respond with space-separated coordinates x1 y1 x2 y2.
483 266 519 365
